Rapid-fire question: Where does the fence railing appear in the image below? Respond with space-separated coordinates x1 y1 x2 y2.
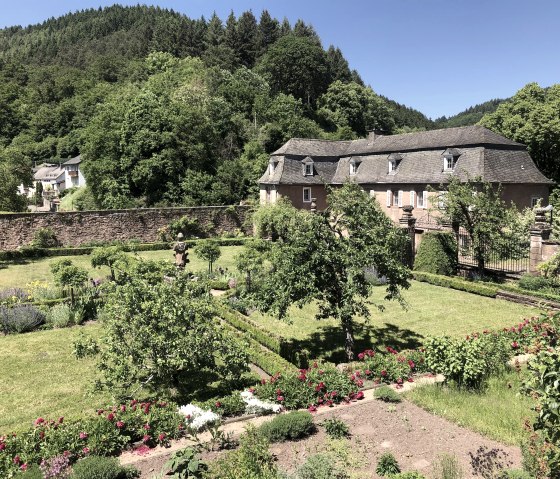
456 231 530 274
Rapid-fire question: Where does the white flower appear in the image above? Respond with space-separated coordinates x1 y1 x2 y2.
178 404 220 431
241 390 282 415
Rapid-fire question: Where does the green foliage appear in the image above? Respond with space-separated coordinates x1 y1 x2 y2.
50 259 89 304
0 303 45 334
479 83 560 183
412 271 498 297
497 470 533 479
18 464 43 478
161 447 207 479
206 426 278 479
87 269 249 398
392 473 427 479
537 251 560 279
70 456 139 479
425 333 511 389
241 183 410 360
432 454 463 479
258 411 315 443
435 98 504 128
161 216 202 242
374 385 402 403
296 453 350 479
196 392 246 418
518 273 558 291
31 227 59 248
521 348 560 478
90 245 129 280
193 239 221 273
321 418 350 439
46 303 76 328
376 453 401 477
413 232 457 276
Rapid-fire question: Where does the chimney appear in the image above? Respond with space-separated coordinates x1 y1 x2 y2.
367 129 386 142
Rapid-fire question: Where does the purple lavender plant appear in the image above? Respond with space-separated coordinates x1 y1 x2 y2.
40 453 72 479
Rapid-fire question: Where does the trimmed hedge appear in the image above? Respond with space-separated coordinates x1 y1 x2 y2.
0 237 251 262
258 411 315 443
414 231 457 276
412 271 498 297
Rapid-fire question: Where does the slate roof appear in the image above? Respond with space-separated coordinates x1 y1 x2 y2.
34 165 65 181
62 155 81 166
260 126 553 186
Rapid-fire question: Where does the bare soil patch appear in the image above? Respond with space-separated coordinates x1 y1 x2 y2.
128 397 521 478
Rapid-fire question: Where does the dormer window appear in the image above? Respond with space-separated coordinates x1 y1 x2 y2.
302 157 314 176
442 148 460 172
349 158 361 176
269 158 278 176
388 153 403 174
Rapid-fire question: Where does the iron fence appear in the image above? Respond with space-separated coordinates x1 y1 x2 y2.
456 231 530 274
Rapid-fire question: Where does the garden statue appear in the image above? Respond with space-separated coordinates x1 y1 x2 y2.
173 233 189 269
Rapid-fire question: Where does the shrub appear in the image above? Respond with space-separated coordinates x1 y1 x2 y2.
537 251 560 278
322 418 350 439
414 232 458 276
0 288 28 305
376 453 401 477
31 227 59 248
424 333 511 389
47 303 76 328
18 465 43 478
258 411 315 443
161 447 207 478
432 453 463 479
518 274 555 291
296 453 349 479
206 426 278 479
374 386 401 403
412 271 498 297
71 456 139 479
193 240 221 273
356 347 427 384
498 470 533 479
197 393 246 418
0 304 45 334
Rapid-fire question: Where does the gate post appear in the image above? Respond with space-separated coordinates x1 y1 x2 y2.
529 207 552 275
399 205 416 268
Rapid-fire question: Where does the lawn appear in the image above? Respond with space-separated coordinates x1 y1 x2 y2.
0 323 109 433
250 281 539 362
405 368 534 445
0 245 242 289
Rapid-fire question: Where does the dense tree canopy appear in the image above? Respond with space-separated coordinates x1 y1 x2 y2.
479 83 560 183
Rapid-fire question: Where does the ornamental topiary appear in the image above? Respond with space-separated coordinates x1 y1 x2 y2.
413 232 458 276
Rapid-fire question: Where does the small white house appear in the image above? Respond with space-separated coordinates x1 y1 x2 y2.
63 155 86 189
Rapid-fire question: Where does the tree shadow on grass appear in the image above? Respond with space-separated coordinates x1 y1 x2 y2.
280 321 424 365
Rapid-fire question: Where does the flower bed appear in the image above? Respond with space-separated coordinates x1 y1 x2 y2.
0 400 185 478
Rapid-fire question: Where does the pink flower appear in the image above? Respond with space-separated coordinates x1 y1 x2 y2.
58 416 64 424
120 405 126 412
158 433 166 442
142 435 151 443
381 370 387 377
308 405 317 412
261 378 267 385
13 455 20 464
79 432 88 440
512 341 520 349
82 447 90 455
34 417 45 426
0 442 5 451
397 378 403 384
143 424 151 430
408 360 415 369
215 402 222 408
107 413 115 421
20 463 27 471
365 369 371 376
277 395 284 402
116 421 125 429
97 409 104 415
357 352 365 360
331 391 337 397
356 391 364 400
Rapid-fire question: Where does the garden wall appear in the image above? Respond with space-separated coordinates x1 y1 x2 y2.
0 206 252 250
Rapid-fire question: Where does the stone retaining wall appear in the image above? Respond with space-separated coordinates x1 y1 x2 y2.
0 206 252 250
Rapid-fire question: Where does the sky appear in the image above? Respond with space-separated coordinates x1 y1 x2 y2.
1 0 559 119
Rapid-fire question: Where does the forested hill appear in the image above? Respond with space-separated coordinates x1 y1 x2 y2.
1 6 555 212
433 98 505 129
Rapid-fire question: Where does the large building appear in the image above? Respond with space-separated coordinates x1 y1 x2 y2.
259 125 554 225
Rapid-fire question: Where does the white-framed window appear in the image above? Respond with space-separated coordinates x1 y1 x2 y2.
417 190 427 209
265 186 271 203
438 190 446 209
443 155 455 171
350 162 358 175
386 189 391 207
388 160 397 173
369 189 376 198
391 190 402 207
304 163 313 176
269 162 275 176
303 187 312 203
409 190 415 206
531 196 542 208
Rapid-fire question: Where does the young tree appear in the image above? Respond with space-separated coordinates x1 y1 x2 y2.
238 183 410 360
50 259 88 305
432 177 528 273
90 245 129 281
194 239 221 273
75 272 249 399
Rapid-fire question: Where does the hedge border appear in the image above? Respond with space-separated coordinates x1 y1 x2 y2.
412 271 498 297
0 237 250 261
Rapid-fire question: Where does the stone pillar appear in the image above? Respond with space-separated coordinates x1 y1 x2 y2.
310 198 317 214
529 207 552 275
399 205 417 268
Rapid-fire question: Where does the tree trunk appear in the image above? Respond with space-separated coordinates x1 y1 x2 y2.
342 316 355 361
70 287 75 306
